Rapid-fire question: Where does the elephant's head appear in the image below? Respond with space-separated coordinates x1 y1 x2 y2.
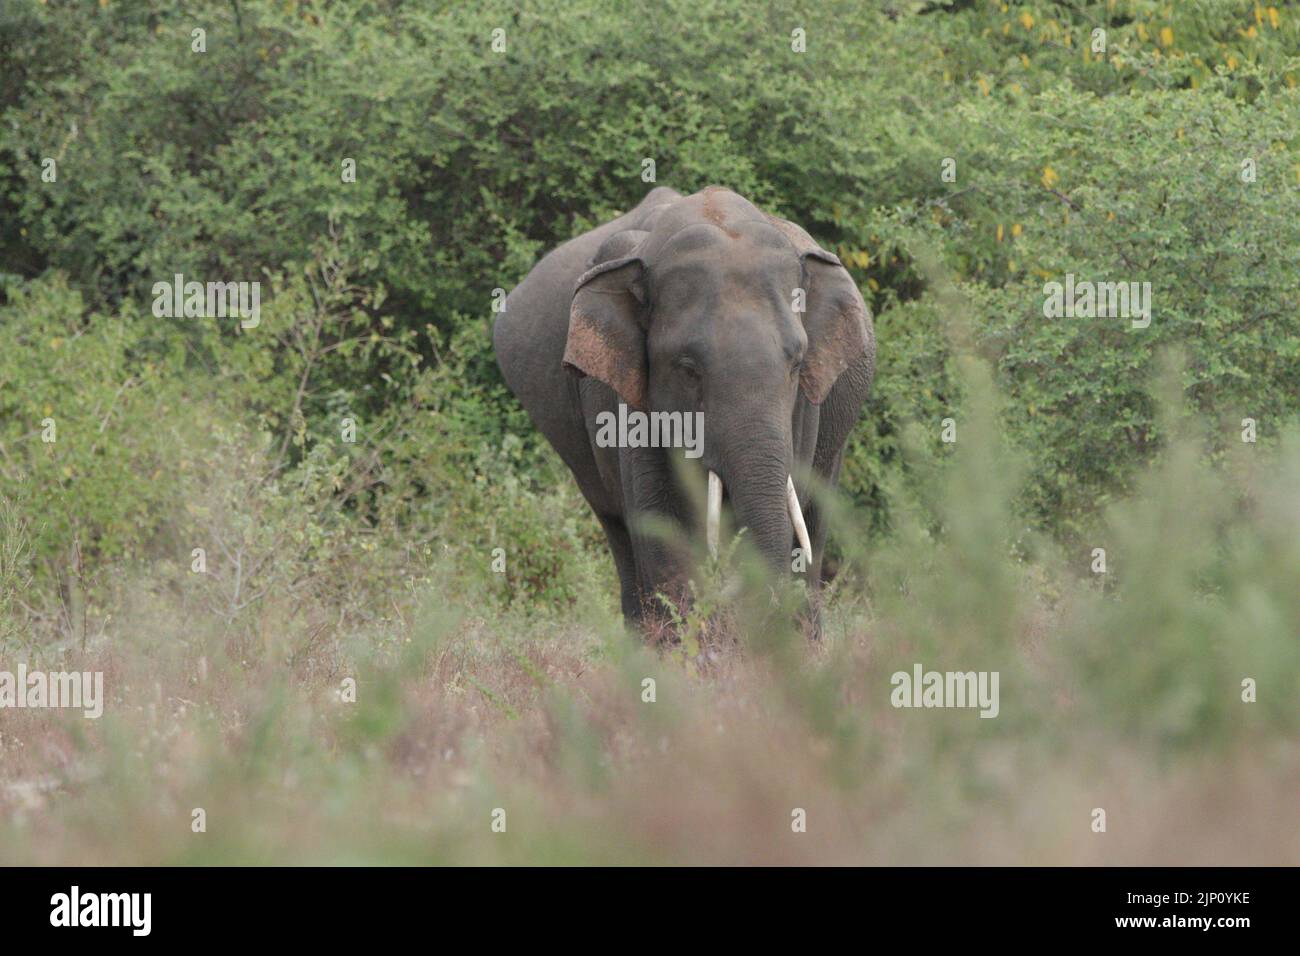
563 186 872 575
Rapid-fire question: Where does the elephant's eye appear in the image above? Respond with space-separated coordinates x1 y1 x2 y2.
677 357 701 379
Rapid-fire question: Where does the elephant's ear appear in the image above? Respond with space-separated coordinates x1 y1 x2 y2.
563 256 648 411
764 213 873 405
798 248 873 405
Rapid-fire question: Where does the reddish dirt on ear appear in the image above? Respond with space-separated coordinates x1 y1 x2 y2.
563 311 646 410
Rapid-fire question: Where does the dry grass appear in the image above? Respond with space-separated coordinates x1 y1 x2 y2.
2 364 1297 865
1 570 1295 866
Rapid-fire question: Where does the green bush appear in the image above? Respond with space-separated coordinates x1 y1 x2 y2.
0 272 183 573
1 0 1296 603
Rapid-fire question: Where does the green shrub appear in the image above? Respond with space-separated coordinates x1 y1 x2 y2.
1 0 1296 584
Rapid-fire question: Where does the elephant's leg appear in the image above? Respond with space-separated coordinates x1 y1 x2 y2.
799 447 847 640
598 514 641 624
806 447 844 589
618 444 693 628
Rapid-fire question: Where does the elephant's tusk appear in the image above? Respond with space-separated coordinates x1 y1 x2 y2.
707 471 723 558
788 475 812 561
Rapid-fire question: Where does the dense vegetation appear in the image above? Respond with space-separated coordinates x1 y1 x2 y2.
0 1 1296 864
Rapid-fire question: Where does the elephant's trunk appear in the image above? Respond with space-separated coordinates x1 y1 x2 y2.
711 433 796 572
706 470 810 568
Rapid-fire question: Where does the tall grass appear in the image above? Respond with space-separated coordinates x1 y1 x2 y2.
1 345 1296 864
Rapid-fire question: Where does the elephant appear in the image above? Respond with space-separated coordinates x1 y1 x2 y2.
493 185 875 628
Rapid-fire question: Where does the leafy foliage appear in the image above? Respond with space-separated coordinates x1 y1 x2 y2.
0 0 1297 597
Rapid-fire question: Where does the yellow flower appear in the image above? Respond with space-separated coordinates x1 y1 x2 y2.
1020 11 1034 30
1041 166 1059 188
1011 223 1023 238
1226 54 1238 70
1160 27 1174 48
996 223 1004 242
978 75 991 96
1137 23 1148 41
1268 7 1279 29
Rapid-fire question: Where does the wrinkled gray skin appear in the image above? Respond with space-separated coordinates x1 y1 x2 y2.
494 186 875 628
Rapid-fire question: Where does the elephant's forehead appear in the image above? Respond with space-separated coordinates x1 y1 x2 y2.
653 219 797 271
652 186 758 229
653 255 798 308
656 218 788 253
649 220 800 287
641 188 789 249
652 259 802 328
